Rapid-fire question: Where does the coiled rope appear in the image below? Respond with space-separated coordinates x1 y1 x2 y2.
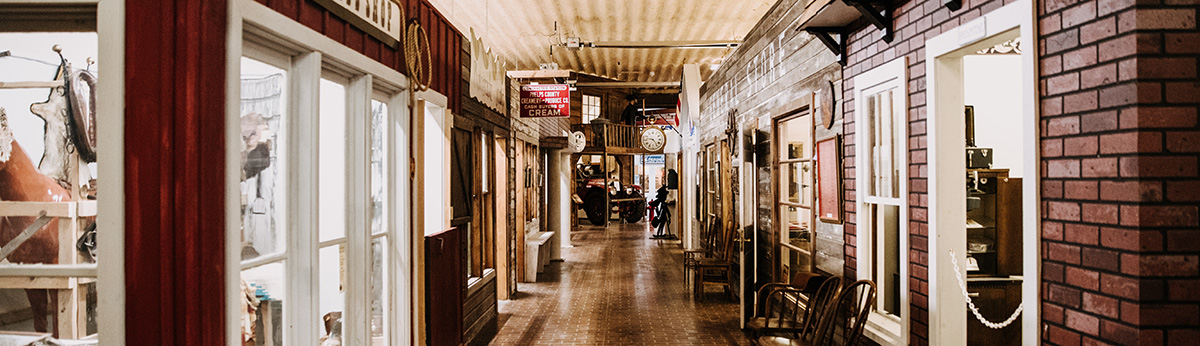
949 249 1024 329
402 10 432 91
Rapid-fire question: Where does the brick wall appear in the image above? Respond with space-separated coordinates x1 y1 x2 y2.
840 0 1015 344
1038 0 1200 343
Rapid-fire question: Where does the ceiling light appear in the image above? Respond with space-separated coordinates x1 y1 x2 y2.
709 64 720 71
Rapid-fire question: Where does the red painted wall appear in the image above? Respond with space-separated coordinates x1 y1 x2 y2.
254 0 463 114
125 0 228 345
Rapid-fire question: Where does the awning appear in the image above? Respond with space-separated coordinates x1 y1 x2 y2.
795 0 895 65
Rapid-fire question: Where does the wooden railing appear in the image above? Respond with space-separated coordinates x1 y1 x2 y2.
571 123 641 151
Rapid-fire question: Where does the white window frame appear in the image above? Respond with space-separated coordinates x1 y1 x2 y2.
0 0 124 342
853 57 909 346
226 1 414 345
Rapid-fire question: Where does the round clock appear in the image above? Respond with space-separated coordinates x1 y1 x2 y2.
640 127 666 152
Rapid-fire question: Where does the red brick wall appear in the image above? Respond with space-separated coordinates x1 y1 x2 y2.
1038 0 1200 343
255 0 462 114
840 0 1015 344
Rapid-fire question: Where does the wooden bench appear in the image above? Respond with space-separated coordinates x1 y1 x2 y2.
523 231 555 282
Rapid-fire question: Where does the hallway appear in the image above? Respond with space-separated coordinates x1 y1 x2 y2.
490 222 753 346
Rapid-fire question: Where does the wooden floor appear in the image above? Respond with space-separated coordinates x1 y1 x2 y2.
490 221 753 346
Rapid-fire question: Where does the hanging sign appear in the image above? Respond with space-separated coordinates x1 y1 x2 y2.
313 0 404 47
468 28 507 112
520 84 571 118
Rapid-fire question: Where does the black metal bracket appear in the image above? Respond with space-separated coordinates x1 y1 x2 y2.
806 27 848 66
845 0 894 43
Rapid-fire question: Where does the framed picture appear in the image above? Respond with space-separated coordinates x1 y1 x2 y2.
816 135 842 223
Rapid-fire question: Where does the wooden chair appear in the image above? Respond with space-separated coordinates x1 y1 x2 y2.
757 280 877 346
682 217 720 286
747 275 842 338
693 217 735 301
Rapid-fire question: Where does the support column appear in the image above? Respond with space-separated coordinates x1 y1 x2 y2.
547 149 570 260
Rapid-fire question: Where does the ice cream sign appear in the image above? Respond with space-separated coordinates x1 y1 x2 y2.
520 84 571 118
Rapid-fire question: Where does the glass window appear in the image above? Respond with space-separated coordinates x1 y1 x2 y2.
776 112 814 279
855 58 908 327
369 99 388 345
318 78 347 343
582 94 601 123
238 55 289 344
863 87 905 318
0 31 102 339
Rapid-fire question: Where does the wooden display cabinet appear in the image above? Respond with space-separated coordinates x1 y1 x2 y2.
965 168 1022 346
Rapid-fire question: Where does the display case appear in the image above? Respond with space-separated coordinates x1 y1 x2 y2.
964 169 1023 346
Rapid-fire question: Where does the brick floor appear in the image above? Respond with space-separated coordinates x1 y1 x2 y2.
490 222 754 346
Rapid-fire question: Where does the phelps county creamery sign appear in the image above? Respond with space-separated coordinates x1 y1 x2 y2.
314 0 404 47
520 84 570 118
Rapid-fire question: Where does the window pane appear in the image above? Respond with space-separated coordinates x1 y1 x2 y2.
781 205 811 251
239 57 288 260
871 204 900 316
238 55 287 345
371 237 388 345
778 114 812 160
319 79 347 242
319 244 345 342
243 261 286 344
867 90 903 199
371 100 386 235
0 32 105 338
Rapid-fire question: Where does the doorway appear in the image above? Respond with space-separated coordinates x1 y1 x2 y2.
926 2 1039 345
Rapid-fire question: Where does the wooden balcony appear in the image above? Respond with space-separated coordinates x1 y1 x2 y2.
571 122 661 155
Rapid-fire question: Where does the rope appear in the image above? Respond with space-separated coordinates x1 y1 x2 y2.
403 16 431 91
949 249 1024 329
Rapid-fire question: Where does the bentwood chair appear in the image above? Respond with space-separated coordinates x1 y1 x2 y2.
757 280 877 346
747 275 842 338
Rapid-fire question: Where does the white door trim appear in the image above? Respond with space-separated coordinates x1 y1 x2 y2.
924 1 1040 345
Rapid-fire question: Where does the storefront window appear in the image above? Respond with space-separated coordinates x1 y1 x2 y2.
0 31 101 340
233 5 416 344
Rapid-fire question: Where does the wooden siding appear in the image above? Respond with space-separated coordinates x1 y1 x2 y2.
125 0 229 344
254 0 462 114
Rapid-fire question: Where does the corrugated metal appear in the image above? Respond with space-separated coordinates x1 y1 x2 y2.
427 0 775 83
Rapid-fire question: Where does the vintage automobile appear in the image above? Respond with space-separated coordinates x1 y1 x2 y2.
574 164 645 226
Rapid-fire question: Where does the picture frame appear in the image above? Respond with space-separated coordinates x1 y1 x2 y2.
816 135 842 223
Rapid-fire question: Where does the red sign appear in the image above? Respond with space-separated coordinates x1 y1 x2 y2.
520 84 571 118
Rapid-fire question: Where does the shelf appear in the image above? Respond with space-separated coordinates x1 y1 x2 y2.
966 216 995 229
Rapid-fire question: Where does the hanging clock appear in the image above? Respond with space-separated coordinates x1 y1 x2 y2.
639 126 666 152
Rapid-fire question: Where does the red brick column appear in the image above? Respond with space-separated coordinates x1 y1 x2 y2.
1038 0 1200 343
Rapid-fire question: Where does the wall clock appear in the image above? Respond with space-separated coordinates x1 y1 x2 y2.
640 126 666 152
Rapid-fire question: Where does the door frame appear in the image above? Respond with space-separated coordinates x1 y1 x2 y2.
925 1 1040 344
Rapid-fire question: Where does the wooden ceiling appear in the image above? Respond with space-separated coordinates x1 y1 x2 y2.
428 0 776 83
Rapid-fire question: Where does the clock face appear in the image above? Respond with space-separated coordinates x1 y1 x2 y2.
640 127 666 151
